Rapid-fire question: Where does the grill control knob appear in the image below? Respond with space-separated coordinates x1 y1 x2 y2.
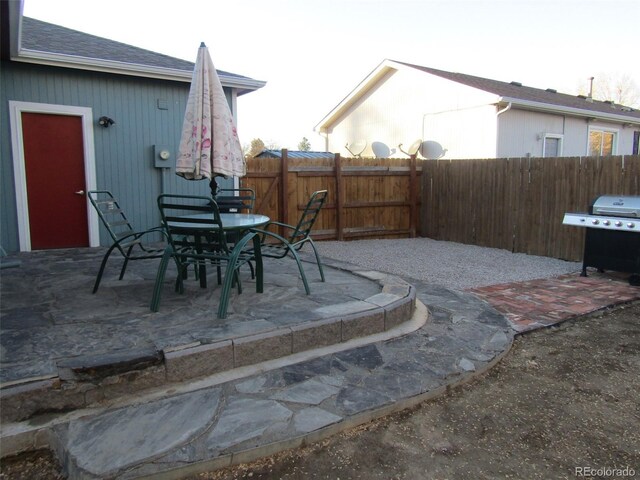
591 219 599 225
615 221 623 227
628 222 635 229
603 220 611 226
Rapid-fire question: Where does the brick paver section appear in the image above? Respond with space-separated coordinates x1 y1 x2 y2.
467 272 640 332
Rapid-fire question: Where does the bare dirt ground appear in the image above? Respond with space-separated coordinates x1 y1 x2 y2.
1 302 639 480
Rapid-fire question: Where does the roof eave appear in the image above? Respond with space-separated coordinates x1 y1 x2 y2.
315 59 404 133
500 96 640 125
12 49 266 93
4 0 23 60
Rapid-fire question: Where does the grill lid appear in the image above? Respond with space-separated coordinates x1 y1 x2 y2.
590 195 640 218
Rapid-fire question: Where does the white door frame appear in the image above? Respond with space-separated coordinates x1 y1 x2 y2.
9 101 100 251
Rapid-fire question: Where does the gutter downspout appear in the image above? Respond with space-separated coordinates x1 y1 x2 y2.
317 130 329 152
495 102 512 157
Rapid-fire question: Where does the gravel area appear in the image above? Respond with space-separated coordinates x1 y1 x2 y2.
315 238 582 291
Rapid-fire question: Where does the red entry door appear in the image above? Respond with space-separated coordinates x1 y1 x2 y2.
21 112 89 249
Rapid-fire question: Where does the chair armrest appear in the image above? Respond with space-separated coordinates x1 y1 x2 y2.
263 221 295 231
114 226 168 249
259 222 297 241
250 227 292 246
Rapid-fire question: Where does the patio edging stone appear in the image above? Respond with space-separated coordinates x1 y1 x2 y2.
50 285 512 479
0 270 416 424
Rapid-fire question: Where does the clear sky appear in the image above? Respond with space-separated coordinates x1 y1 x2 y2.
23 0 640 151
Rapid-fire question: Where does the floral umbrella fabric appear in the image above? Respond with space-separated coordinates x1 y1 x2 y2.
176 42 245 181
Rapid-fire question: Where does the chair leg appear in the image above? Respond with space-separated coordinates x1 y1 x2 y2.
198 261 207 289
175 263 187 294
236 271 243 294
252 235 264 294
286 246 311 295
307 239 325 282
92 244 119 293
118 257 130 280
218 232 260 319
150 247 173 312
217 263 235 319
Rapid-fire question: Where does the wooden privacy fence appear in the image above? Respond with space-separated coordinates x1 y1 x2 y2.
242 151 422 240
421 155 640 261
241 152 638 261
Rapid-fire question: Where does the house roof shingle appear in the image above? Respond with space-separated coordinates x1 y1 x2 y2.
22 17 198 72
394 60 640 120
16 17 265 93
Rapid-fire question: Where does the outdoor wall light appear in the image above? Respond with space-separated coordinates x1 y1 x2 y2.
98 116 115 128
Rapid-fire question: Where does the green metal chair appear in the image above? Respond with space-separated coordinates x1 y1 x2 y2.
150 194 262 319
252 190 328 295
88 190 166 293
213 187 257 278
213 187 256 213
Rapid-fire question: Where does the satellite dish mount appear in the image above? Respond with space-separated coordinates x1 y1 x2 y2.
345 140 367 158
399 139 423 157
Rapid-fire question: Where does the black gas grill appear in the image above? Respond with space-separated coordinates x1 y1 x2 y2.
563 195 640 285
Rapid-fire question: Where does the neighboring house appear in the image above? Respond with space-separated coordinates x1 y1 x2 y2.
256 149 335 159
0 2 265 253
315 59 640 160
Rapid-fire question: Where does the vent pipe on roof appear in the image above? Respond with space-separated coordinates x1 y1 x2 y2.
587 76 594 102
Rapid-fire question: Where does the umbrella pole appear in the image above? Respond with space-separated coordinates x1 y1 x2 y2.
209 177 220 198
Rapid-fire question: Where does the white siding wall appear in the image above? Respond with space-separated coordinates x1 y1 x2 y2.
325 67 640 159
497 110 639 157
422 104 497 159
326 69 498 159
497 109 565 157
562 117 589 155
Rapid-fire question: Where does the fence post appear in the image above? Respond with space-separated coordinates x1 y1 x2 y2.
335 153 344 241
280 148 289 226
409 154 417 237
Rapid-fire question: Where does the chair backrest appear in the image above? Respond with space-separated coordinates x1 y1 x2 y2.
214 188 256 213
88 190 136 245
289 190 328 243
157 194 230 256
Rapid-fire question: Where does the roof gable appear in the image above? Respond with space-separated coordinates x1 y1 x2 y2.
316 59 640 132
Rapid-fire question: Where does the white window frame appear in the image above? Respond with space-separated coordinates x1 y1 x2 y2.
542 134 564 157
587 126 618 156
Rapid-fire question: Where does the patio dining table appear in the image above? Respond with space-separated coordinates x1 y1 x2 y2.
166 212 270 289
168 213 269 232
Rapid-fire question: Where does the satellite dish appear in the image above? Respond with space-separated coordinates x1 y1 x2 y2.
372 141 392 158
421 141 447 159
345 140 367 157
399 139 423 157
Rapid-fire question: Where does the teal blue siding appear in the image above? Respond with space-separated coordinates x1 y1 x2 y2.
1 61 235 252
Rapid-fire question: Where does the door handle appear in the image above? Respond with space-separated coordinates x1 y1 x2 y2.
75 190 85 195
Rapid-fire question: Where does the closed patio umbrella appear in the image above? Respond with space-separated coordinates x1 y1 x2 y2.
176 42 245 195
